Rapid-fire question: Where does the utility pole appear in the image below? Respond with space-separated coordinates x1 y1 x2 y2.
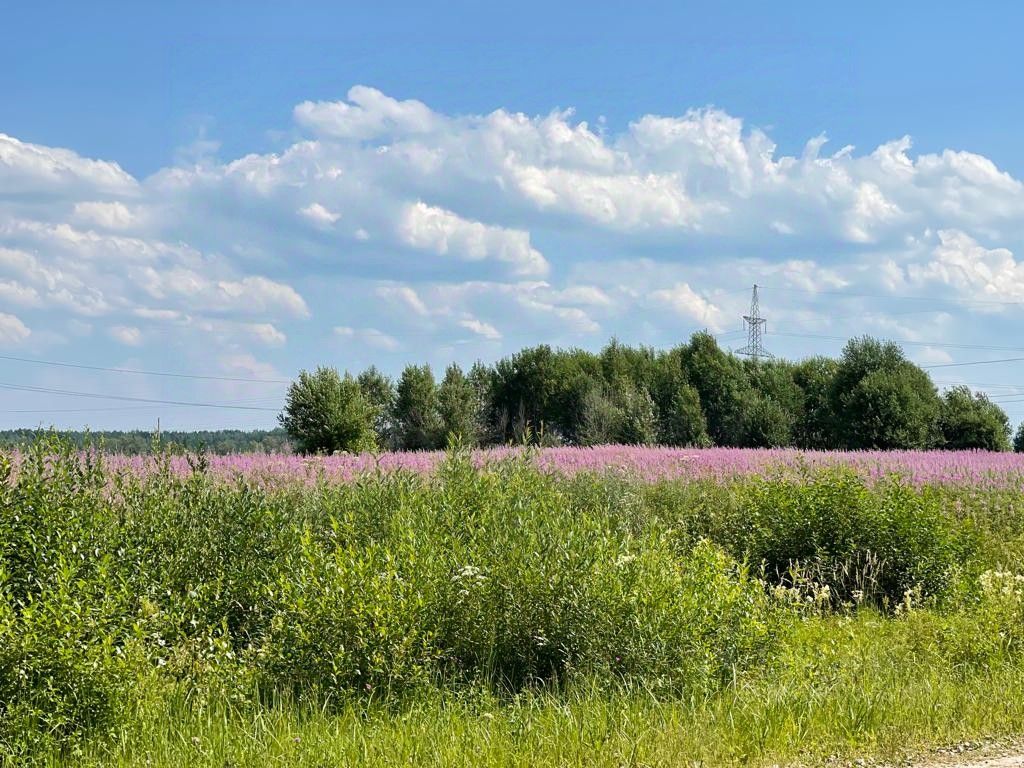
737 284 773 362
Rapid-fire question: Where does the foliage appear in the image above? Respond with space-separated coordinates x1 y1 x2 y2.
1016 422 1024 453
7 436 1024 764
279 367 378 454
680 332 752 446
357 366 397 449
791 356 839 449
829 337 941 449
0 428 289 455
6 436 1024 762
657 382 710 447
437 364 482 447
938 386 1011 451
394 365 443 450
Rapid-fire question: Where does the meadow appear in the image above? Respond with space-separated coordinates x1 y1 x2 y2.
4 438 1024 766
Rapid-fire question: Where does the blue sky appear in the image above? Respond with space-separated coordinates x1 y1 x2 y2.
3 1 1024 430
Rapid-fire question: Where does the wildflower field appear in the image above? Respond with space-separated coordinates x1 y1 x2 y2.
4 438 1024 766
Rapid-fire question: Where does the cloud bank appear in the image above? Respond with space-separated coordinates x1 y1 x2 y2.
3 86 1024 425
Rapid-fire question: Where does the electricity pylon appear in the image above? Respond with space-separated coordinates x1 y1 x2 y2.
737 284 773 362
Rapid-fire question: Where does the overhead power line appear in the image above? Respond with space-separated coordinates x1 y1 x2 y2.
922 357 1024 370
0 353 290 384
768 285 1024 308
0 396 283 415
772 331 1024 354
0 382 280 412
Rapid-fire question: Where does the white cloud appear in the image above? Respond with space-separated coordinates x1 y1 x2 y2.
295 86 439 140
0 133 136 195
649 283 726 331
906 229 1024 303
220 353 281 381
0 280 41 307
73 201 139 230
913 346 954 365
247 322 287 346
109 325 143 346
459 318 502 340
298 202 340 226
375 284 430 317
398 202 548 276
0 313 30 345
216 276 310 318
7 86 1024 402
334 325 400 350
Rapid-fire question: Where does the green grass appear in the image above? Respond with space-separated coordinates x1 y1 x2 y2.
4 437 1024 766
55 613 1024 766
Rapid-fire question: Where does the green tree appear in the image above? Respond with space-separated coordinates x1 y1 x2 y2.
279 367 378 454
792 357 839 449
467 362 497 444
742 360 801 447
577 381 623 446
357 366 396 449
829 337 941 449
740 393 793 448
658 382 710 447
614 377 658 445
938 386 1011 451
437 364 481 446
1015 423 1024 453
491 345 601 443
681 332 751 446
394 364 443 450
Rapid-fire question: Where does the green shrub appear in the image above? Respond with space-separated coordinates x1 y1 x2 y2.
0 437 1014 761
735 469 974 605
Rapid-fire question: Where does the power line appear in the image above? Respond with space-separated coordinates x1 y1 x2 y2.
0 353 290 384
0 397 283 415
768 284 1024 308
0 382 279 412
772 330 1024 354
922 357 1024 370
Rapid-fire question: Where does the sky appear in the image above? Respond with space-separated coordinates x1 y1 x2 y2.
4 1 1024 431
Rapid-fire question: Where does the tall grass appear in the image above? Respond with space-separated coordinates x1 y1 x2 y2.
3 437 1024 765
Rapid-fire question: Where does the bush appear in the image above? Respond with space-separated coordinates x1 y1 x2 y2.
734 469 974 605
2 436 1012 760
938 386 1010 451
0 442 142 760
279 367 378 454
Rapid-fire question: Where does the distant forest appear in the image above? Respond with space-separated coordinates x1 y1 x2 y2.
280 332 1024 454
0 429 290 455
6 333 1024 456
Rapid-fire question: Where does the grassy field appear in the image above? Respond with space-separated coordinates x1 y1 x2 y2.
4 438 1024 766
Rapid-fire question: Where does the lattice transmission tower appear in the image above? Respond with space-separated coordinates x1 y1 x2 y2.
737 284 773 362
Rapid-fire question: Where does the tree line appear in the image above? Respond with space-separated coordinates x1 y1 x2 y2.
0 428 290 455
280 333 1024 454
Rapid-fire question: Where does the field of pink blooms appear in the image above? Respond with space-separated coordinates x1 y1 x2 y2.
100 445 1024 488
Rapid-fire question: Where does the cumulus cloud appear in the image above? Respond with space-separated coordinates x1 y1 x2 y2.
247 322 287 346
398 202 548 276
459 317 502 340
648 283 726 331
109 324 142 346
0 312 30 345
295 86 438 140
905 229 1024 303
334 325 400 350
73 201 140 230
298 202 340 227
0 133 136 195
6 84 1024 408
